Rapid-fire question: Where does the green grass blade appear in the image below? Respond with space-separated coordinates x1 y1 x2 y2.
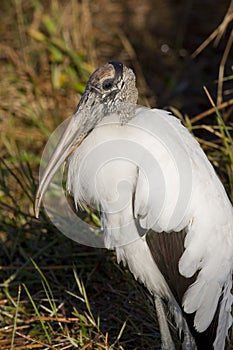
23 283 51 344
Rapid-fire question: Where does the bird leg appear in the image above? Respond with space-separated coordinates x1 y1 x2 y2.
154 295 175 350
182 321 196 350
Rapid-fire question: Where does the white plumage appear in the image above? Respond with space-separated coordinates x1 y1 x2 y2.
66 106 233 348
35 62 233 349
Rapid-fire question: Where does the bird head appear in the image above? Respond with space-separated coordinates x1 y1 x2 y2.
78 61 138 119
34 61 138 217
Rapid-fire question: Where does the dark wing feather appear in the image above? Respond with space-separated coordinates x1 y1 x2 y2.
146 229 221 350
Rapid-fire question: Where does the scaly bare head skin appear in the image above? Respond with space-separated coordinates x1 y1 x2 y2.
87 62 137 103
35 62 138 217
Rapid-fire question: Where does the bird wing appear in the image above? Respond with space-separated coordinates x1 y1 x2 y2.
133 107 233 345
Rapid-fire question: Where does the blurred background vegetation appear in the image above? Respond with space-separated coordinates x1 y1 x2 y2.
0 0 232 349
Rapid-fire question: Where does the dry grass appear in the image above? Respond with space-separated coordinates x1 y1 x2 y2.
0 0 232 349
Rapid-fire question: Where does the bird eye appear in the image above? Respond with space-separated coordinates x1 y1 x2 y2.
102 79 114 90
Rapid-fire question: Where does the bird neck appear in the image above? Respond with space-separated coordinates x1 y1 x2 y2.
104 101 137 124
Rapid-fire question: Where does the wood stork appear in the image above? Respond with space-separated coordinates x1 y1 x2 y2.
35 61 233 349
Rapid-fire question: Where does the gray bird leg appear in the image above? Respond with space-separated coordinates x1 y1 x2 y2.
154 295 175 350
182 321 196 350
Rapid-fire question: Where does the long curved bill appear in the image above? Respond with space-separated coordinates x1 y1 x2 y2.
34 111 92 218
